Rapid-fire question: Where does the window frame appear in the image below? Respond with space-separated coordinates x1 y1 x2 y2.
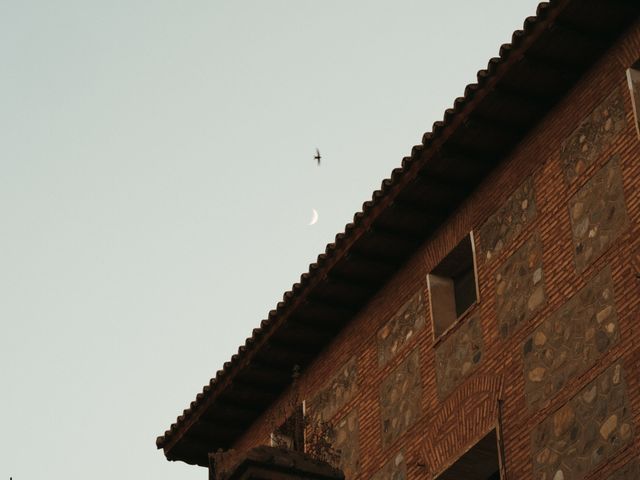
626 61 640 139
427 231 480 343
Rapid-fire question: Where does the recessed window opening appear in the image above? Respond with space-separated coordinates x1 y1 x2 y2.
428 233 478 339
270 403 305 452
626 60 640 139
435 429 502 480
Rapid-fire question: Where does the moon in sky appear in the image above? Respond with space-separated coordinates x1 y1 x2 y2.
308 208 319 226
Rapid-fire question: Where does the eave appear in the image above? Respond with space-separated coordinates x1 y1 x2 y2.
158 0 640 466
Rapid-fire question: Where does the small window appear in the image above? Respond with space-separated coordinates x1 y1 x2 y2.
435 430 502 480
427 232 478 339
270 403 305 452
627 62 640 139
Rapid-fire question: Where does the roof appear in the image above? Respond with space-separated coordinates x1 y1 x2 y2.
158 0 640 466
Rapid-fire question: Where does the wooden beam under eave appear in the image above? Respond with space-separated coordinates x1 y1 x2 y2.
369 223 426 244
189 419 247 441
291 303 354 328
551 18 614 48
276 322 337 346
253 344 318 371
200 402 261 426
466 112 529 137
326 269 383 291
521 52 582 81
165 437 211 467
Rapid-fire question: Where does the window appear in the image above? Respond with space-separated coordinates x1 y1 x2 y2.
435 430 502 480
427 232 479 339
270 403 305 452
627 61 640 139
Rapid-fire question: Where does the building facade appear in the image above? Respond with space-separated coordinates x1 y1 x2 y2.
158 1 640 479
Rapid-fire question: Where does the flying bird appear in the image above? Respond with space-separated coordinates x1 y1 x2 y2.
314 148 321 166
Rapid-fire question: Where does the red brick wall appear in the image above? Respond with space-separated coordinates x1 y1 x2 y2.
231 19 640 480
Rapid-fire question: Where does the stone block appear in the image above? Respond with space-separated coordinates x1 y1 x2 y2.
310 357 358 423
531 362 634 480
523 267 619 409
380 349 422 448
329 409 360 479
495 234 546 338
569 157 628 272
607 459 640 480
480 176 537 261
560 89 626 184
377 291 426 366
435 315 484 399
370 450 407 480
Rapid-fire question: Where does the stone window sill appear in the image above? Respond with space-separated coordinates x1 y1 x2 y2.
432 300 479 348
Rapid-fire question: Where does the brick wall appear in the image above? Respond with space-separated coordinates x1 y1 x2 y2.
231 19 640 480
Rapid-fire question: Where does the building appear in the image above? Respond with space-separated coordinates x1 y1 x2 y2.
157 1 640 478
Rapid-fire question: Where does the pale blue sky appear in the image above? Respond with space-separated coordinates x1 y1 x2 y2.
1 1 540 478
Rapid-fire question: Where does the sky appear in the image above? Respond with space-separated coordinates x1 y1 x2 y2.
1 1 542 478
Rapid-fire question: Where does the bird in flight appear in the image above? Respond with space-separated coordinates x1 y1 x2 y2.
314 148 321 166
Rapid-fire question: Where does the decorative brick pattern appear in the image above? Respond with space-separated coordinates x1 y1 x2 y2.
311 357 358 423
523 267 619 409
380 349 421 448
435 315 484 399
495 234 546 338
370 451 407 480
531 363 634 480
377 291 426 366
560 88 626 184
421 375 503 474
480 176 537 261
607 459 640 480
330 409 360 479
569 157 628 272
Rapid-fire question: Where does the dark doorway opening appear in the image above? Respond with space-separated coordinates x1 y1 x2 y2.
435 429 502 480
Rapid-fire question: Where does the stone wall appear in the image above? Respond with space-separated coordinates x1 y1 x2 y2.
370 450 407 480
330 409 360 479
531 362 634 480
495 233 546 338
377 291 425 366
311 357 358 423
523 266 619 409
379 349 422 448
435 315 484 399
569 157 628 272
607 459 640 480
479 176 536 261
560 88 626 184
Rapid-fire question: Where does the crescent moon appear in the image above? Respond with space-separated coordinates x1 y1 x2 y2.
308 208 319 226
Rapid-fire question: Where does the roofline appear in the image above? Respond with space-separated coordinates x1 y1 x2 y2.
158 0 640 464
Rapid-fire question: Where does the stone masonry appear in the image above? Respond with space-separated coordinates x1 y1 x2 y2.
330 409 360 479
480 176 537 262
377 291 425 367
560 88 626 184
495 233 546 338
607 459 640 480
379 349 422 448
435 315 484 399
531 362 634 480
523 266 619 409
311 357 358 423
370 450 407 480
569 157 628 272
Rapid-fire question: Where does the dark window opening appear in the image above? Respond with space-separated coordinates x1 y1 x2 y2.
270 404 305 452
436 430 502 480
428 233 478 338
627 60 640 139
